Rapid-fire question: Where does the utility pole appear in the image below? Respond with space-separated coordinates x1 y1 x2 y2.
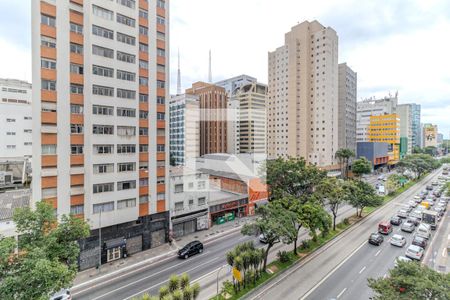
98 208 102 273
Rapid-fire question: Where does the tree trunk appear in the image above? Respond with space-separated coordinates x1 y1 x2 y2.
263 244 272 271
333 213 337 231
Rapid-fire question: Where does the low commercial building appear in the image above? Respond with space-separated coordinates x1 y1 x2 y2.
356 142 389 170
169 167 209 238
0 189 31 238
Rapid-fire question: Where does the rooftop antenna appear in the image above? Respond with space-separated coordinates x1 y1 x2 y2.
177 48 181 95
208 49 212 83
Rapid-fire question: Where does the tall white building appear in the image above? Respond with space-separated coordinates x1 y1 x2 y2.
397 104 413 155
169 94 200 165
33 0 170 269
337 63 357 153
0 79 33 159
356 94 398 142
267 20 339 168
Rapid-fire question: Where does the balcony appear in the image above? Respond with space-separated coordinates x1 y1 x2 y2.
41 133 57 145
139 203 149 217
70 93 84 105
69 10 83 24
139 186 149 196
70 32 83 45
70 154 84 166
41 89 57 102
42 176 57 188
41 68 56 81
41 24 56 38
157 200 166 213
157 120 165 129
70 174 84 186
42 155 57 167
70 53 83 65
41 46 56 60
70 73 84 85
70 134 84 144
41 1 56 16
70 194 84 206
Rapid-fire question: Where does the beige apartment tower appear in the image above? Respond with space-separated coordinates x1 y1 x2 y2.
32 0 170 269
267 20 339 168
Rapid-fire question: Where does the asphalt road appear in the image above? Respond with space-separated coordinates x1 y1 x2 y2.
244 168 443 300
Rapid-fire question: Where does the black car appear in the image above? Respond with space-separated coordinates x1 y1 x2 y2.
178 241 203 259
390 216 402 226
412 235 428 249
368 233 384 246
426 185 433 191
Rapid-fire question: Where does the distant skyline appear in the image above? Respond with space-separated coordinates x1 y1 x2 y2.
1 0 449 137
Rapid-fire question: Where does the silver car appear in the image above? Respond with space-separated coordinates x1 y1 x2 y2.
397 209 408 218
405 245 424 260
390 234 406 247
401 220 415 233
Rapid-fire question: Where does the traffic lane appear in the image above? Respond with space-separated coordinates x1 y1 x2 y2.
423 202 450 271
73 233 257 300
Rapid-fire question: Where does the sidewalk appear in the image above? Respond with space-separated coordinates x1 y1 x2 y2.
73 216 255 287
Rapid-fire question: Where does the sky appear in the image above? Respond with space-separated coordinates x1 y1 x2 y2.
1 0 450 137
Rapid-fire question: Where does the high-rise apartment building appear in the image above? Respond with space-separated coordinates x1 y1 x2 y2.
356 94 398 142
397 104 413 155
338 63 357 153
32 0 170 269
186 82 227 156
169 94 200 165
0 79 33 159
411 104 421 148
368 114 400 164
235 82 268 154
216 75 257 154
267 20 339 168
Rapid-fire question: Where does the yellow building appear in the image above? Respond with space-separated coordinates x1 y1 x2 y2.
368 114 400 164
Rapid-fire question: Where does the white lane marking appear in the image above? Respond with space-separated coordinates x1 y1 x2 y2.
299 240 366 300
443 248 447 258
375 249 381 257
359 266 367 274
90 256 221 300
336 287 347 299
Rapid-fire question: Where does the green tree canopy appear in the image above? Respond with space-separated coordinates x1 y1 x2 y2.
351 157 372 179
0 202 90 300
335 148 355 179
316 177 348 231
397 153 440 178
345 180 383 217
368 261 450 299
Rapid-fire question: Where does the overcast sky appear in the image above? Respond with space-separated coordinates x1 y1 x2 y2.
1 0 450 137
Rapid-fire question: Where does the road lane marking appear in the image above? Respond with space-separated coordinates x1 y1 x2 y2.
336 287 347 299
359 266 366 274
375 250 381 257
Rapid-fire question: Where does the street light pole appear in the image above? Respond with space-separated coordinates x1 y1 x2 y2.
98 208 102 273
216 265 227 298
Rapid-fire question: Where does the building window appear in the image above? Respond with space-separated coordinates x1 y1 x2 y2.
117 70 136 82
139 94 148 103
24 142 32 146
139 127 148 136
117 180 136 191
117 89 136 99
117 51 135 64
157 144 165 152
41 14 56 27
198 197 206 206
93 202 114 213
198 181 205 190
42 187 57 199
117 32 136 45
42 144 56 155
92 25 113 39
139 77 148 86
174 202 183 211
157 96 165 104
174 184 183 193
139 25 148 36
92 45 114 58
117 198 136 210
93 85 114 96
140 161 148 170
139 110 148 119
70 124 84 134
139 144 148 153
92 5 113 20
117 14 136 27
118 162 135 172
70 22 83 34
157 0 165 9
70 205 84 215
139 9 148 19
157 31 165 41
157 80 165 88
117 107 136 117
157 177 165 184
156 16 165 25
93 144 114 154
93 183 114 194
157 64 165 73
70 84 84 94
117 126 136 137
139 195 148 204
157 112 165 120
139 60 149 70
6 132 16 136
41 36 56 48
93 125 114 135
42 80 56 91
70 63 84 74
93 65 114 78
70 43 83 54
93 105 113 116
41 58 56 70
139 43 148 52
6 145 16 149
157 193 165 200
117 144 136 154
139 178 149 186
94 163 114 174
71 145 84 155
157 48 165 57
117 0 136 9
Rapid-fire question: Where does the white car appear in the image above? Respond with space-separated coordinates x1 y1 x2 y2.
395 256 412 266
390 234 406 247
405 245 424 260
397 209 408 218
50 289 71 300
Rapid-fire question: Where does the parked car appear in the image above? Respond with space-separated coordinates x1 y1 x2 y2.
178 240 203 259
390 234 406 247
412 235 428 249
401 220 415 233
390 216 402 226
405 245 424 260
395 256 412 266
50 289 71 300
368 233 384 246
397 209 408 218
378 221 393 234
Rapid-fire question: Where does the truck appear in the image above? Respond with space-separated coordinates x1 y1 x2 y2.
422 210 438 230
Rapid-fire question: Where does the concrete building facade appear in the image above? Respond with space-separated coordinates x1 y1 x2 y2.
186 82 227 156
411 104 421 149
338 63 357 153
169 94 200 166
397 104 413 155
0 79 33 159
32 0 170 269
267 20 339 168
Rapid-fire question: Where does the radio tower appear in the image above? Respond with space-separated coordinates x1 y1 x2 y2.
208 49 212 83
177 48 181 95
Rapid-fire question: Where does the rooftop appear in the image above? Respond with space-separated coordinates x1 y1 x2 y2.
0 189 31 221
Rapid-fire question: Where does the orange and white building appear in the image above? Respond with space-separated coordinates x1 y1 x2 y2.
32 0 170 269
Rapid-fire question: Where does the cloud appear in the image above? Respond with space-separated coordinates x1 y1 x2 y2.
0 37 31 81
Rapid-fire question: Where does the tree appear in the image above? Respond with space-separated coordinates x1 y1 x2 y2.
412 146 423 154
0 202 90 300
335 148 355 179
397 154 440 179
265 157 326 201
345 180 383 217
316 177 347 231
301 202 332 241
368 261 450 299
423 146 437 157
351 157 372 179
135 273 199 300
385 174 407 194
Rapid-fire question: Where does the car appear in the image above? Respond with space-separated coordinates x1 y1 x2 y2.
405 245 424 260
416 223 431 239
426 185 433 191
406 216 420 226
368 233 384 246
414 196 422 203
390 234 406 247
50 289 71 300
408 200 418 208
390 216 402 226
395 256 412 266
412 235 428 248
259 233 269 243
402 205 414 213
401 221 415 233
378 221 393 234
378 175 385 181
432 181 439 186
397 209 408 218
434 207 444 217
177 241 203 259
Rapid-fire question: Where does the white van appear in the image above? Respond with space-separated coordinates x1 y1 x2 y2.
416 224 431 239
